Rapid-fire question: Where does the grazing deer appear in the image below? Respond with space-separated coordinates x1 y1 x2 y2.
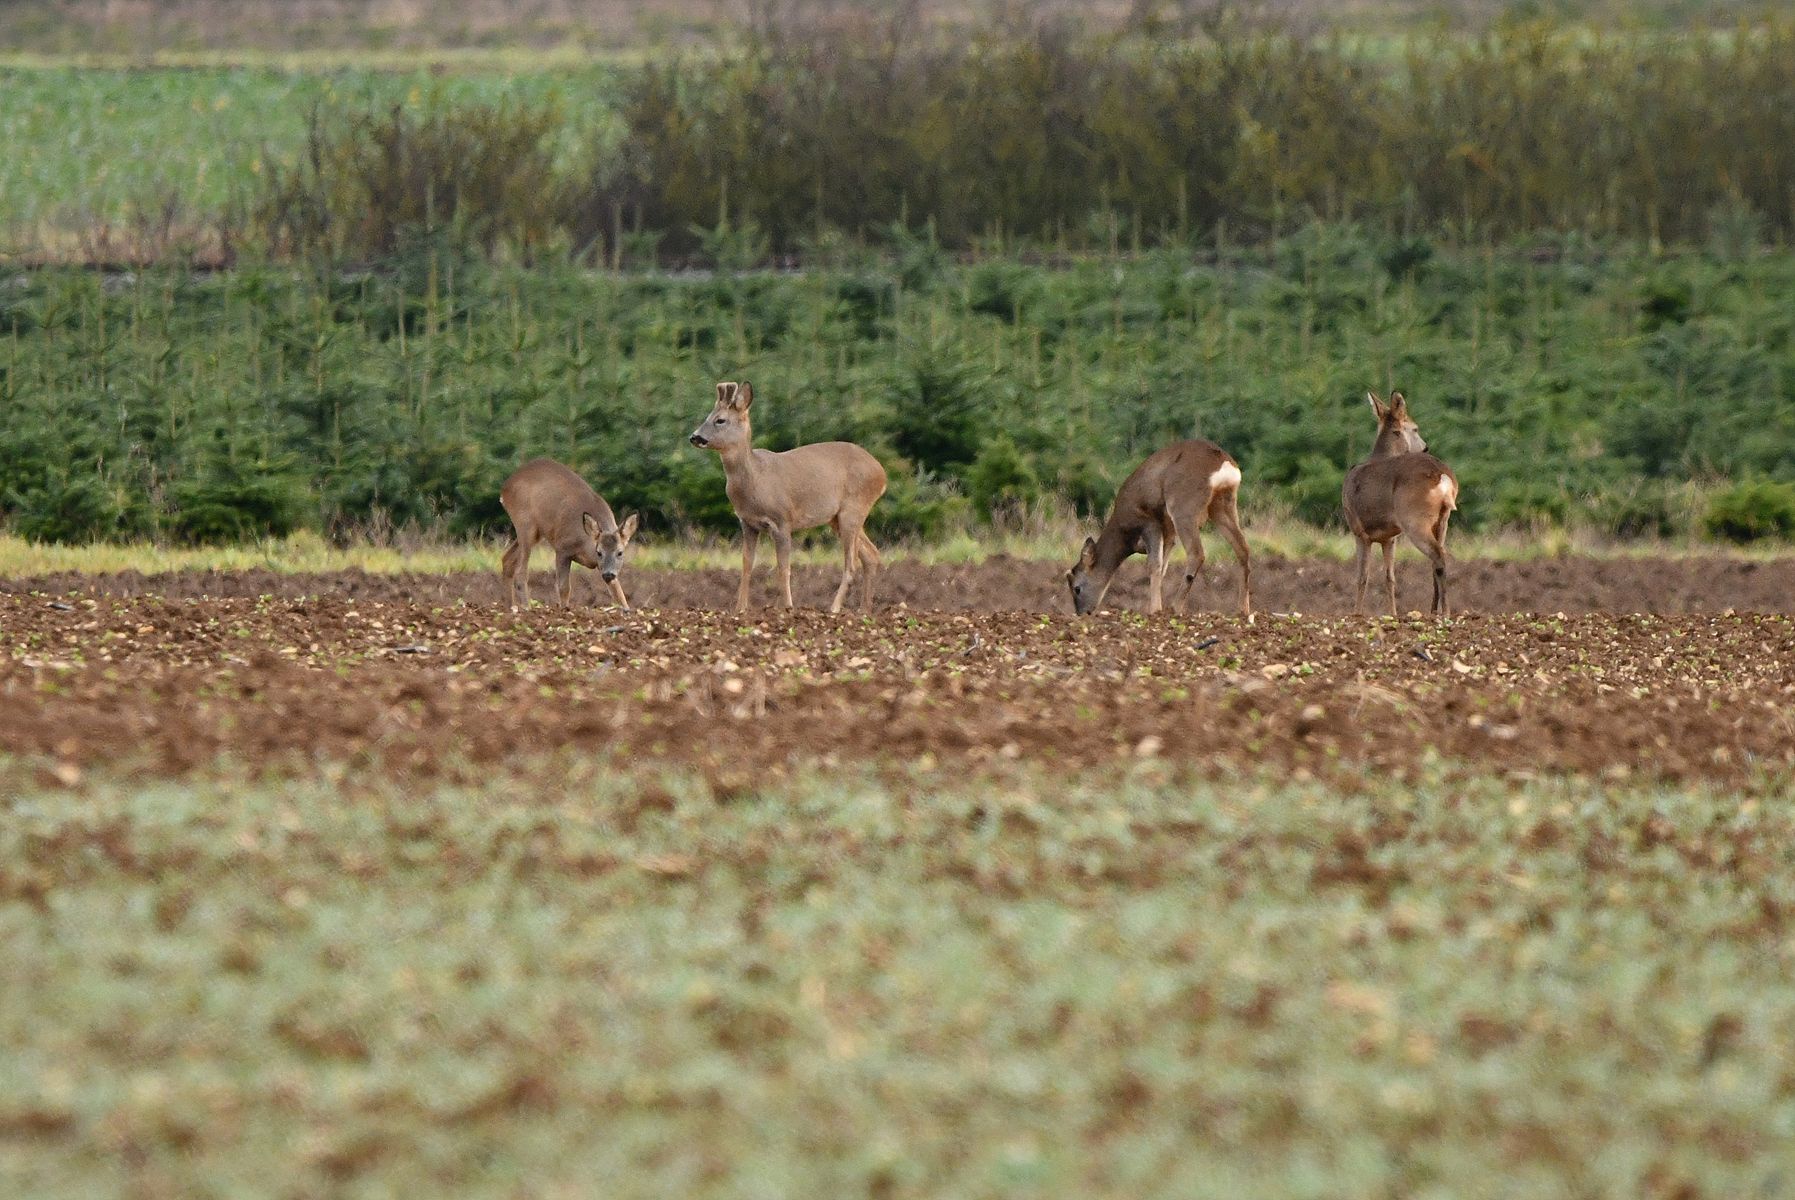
1342 391 1459 617
1066 439 1253 616
689 381 887 612
499 458 638 611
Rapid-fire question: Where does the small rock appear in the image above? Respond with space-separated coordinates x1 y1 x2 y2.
1295 704 1327 736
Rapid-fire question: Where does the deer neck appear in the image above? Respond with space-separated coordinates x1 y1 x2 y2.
714 431 758 480
1087 522 1136 599
1369 428 1412 460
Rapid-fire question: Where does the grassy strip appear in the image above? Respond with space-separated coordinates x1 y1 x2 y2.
0 522 1789 578
0 47 663 71
1 758 1790 1197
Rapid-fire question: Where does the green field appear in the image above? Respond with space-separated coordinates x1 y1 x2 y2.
0 65 618 241
5 761 1792 1198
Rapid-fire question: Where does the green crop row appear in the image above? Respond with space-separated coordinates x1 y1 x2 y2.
2 226 1792 546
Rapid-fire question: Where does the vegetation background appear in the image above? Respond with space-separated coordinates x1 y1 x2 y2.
2 0 1793 550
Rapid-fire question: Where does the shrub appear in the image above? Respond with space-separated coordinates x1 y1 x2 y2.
258 97 572 262
1275 455 1350 528
1703 481 1795 543
1578 481 1683 540
963 436 1041 519
881 346 992 474
1487 480 1570 530
169 459 309 545
870 464 966 542
238 18 1795 268
8 472 140 544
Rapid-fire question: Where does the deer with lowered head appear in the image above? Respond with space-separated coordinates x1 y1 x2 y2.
1066 439 1253 616
689 381 888 612
1342 391 1459 617
499 458 638 611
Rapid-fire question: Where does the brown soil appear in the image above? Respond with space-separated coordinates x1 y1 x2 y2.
3 569 1792 788
4 554 1791 613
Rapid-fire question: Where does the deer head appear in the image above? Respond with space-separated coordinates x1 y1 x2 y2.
1367 391 1426 458
690 381 754 453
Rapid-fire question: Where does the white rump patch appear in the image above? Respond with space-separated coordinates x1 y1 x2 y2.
1435 476 1459 509
1209 461 1242 491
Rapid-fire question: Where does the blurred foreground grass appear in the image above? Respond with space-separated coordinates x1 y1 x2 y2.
2 759 1791 1197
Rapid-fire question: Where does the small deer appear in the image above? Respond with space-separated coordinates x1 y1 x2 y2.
1066 439 1253 616
1342 391 1459 617
499 458 638 611
689 381 887 612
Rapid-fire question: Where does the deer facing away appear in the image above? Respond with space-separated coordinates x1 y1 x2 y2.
1066 439 1253 616
689 381 887 612
1342 391 1459 617
499 458 638 611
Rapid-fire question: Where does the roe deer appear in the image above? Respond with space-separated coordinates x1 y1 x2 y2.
1066 439 1253 616
1342 391 1459 617
689 381 887 612
499 458 639 611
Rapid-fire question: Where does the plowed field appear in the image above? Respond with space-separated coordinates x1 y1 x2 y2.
4 559 1792 786
8 561 1795 1200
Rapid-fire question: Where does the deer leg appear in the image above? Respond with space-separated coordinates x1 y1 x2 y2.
501 534 524 611
1435 509 1453 619
1382 540 1398 617
828 518 858 615
1409 518 1451 619
1142 524 1167 614
1165 501 1206 613
1352 539 1371 613
556 555 574 607
857 530 881 610
1208 486 1252 617
772 527 796 608
606 577 631 611
737 524 760 611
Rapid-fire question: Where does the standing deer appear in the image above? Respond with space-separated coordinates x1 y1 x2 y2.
499 458 638 611
689 381 887 612
1065 439 1253 616
1342 391 1459 617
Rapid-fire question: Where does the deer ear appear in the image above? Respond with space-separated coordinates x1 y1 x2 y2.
716 381 734 408
735 381 754 411
1366 391 1387 420
1078 536 1098 569
618 513 639 544
581 512 601 540
1389 391 1407 415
